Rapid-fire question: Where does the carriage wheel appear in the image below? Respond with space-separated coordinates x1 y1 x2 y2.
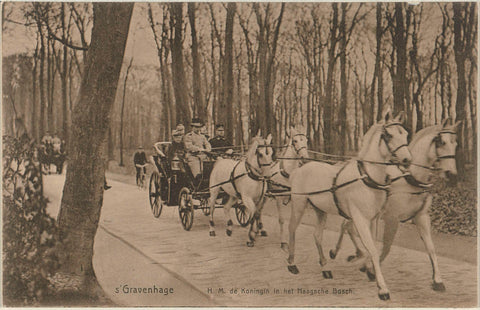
178 187 194 231
149 173 163 218
235 202 251 227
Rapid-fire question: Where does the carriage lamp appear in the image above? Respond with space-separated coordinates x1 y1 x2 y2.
171 156 181 171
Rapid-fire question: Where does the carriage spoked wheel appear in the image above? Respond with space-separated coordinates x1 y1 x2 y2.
178 187 194 231
234 202 251 227
149 172 163 218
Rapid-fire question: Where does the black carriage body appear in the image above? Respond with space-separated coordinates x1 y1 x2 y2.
149 151 250 229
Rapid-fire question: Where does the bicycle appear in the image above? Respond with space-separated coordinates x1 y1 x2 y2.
135 163 148 190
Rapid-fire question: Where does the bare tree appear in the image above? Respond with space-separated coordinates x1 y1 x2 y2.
453 2 477 177
56 2 133 297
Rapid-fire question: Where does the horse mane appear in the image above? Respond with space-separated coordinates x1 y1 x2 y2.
409 125 443 149
357 123 383 158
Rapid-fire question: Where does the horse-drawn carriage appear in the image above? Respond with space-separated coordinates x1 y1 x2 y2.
37 142 66 175
148 142 250 231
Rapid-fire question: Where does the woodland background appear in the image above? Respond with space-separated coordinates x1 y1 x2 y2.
2 2 477 172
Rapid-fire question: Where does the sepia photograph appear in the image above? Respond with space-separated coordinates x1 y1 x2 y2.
2 1 478 307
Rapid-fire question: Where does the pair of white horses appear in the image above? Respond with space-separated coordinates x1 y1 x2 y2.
206 111 458 301
207 129 309 247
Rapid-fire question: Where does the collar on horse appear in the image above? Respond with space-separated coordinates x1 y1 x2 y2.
357 160 391 190
245 160 264 181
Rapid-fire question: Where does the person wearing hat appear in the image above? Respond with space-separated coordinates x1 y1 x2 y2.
134 145 148 186
209 124 233 155
167 129 185 162
184 118 211 182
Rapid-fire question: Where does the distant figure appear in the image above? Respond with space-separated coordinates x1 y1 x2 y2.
133 146 148 185
52 133 62 154
209 124 233 155
184 118 211 182
41 132 53 147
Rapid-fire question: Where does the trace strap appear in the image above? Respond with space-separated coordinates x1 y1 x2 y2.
295 160 390 220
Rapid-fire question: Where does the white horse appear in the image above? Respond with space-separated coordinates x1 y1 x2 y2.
208 131 274 247
329 119 459 292
262 127 309 251
286 111 411 301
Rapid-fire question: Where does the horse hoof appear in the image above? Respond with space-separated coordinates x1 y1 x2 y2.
359 266 366 273
260 231 268 237
329 249 337 259
288 265 299 274
347 255 357 262
246 241 255 247
432 282 446 292
322 271 333 279
378 292 390 301
226 230 232 237
209 231 216 237
366 270 376 282
280 243 289 253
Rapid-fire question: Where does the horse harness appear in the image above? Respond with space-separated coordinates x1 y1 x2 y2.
387 129 457 222
293 160 390 220
298 123 409 219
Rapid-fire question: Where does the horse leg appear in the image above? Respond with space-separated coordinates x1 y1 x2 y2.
242 197 258 247
346 222 367 263
208 187 221 237
379 213 399 263
330 219 348 259
350 206 390 301
256 197 268 237
224 196 238 236
287 195 308 274
277 198 289 252
413 196 445 292
312 208 332 279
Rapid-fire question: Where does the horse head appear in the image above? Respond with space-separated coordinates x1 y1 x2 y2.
379 110 411 167
287 127 309 162
247 131 274 177
433 119 460 183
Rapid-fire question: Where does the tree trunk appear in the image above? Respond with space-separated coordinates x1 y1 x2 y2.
375 3 384 122
61 3 69 141
32 37 39 141
119 57 133 167
56 3 133 297
36 16 46 137
453 2 467 178
223 2 236 141
170 2 190 125
323 3 339 154
188 3 206 121
339 3 348 155
393 3 408 117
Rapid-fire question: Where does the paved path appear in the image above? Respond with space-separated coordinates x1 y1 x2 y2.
44 173 478 307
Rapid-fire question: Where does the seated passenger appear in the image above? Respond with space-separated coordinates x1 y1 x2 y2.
168 130 185 162
209 124 234 156
184 118 211 183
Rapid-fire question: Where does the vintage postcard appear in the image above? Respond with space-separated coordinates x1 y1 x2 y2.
2 1 477 307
